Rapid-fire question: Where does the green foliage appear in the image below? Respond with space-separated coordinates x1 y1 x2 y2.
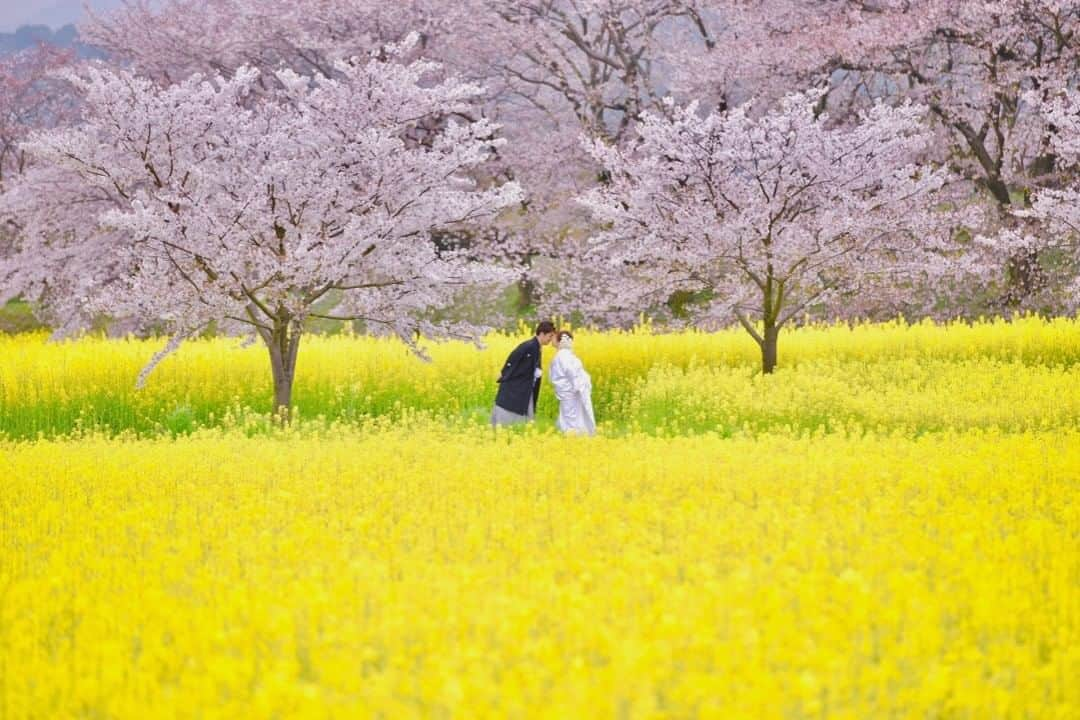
0 300 45 334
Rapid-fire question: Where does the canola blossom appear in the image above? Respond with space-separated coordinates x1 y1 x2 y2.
2 427 1078 717
1 316 1078 439
1 318 1078 717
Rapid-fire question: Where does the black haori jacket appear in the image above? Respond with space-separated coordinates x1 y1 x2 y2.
495 337 542 415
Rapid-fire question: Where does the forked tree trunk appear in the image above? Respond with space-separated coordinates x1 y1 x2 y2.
262 319 302 421
735 279 783 375
735 312 782 375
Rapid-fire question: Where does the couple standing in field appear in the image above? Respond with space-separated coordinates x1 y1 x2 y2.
491 320 596 435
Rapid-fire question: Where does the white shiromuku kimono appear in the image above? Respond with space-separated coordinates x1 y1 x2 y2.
549 345 596 435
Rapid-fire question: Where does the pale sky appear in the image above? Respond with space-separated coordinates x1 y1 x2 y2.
0 0 125 32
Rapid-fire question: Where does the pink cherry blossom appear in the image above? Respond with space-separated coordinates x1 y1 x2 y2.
575 90 954 372
7 39 521 413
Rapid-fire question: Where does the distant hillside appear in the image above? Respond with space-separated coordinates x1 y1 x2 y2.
0 24 105 60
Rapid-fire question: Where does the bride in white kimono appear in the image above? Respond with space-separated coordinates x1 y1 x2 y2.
549 331 596 435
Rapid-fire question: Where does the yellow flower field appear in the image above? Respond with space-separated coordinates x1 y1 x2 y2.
1 318 1078 717
1 315 1078 438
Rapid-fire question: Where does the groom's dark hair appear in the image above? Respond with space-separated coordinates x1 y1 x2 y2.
535 320 556 335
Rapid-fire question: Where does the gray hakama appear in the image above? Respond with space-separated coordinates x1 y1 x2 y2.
491 397 535 427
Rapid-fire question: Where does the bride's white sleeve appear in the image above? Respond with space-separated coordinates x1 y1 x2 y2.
571 358 592 395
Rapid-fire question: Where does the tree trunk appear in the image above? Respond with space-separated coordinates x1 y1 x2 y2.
734 291 782 375
761 324 779 375
516 274 537 312
263 319 302 422
1004 245 1047 307
957 119 1046 307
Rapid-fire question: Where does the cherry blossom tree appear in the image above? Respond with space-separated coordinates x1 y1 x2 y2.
472 1 714 141
987 87 1080 310
673 2 1080 311
11 40 521 414
83 1 719 150
0 45 91 330
81 0 464 83
750 1 1080 309
78 1 771 316
0 162 132 335
847 1 1080 307
0 48 72 245
0 45 75 187
451 1 724 311
578 91 952 373
82 0 541 316
42 0 1071 343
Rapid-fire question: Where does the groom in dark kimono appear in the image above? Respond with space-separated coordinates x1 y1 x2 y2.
491 320 557 426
